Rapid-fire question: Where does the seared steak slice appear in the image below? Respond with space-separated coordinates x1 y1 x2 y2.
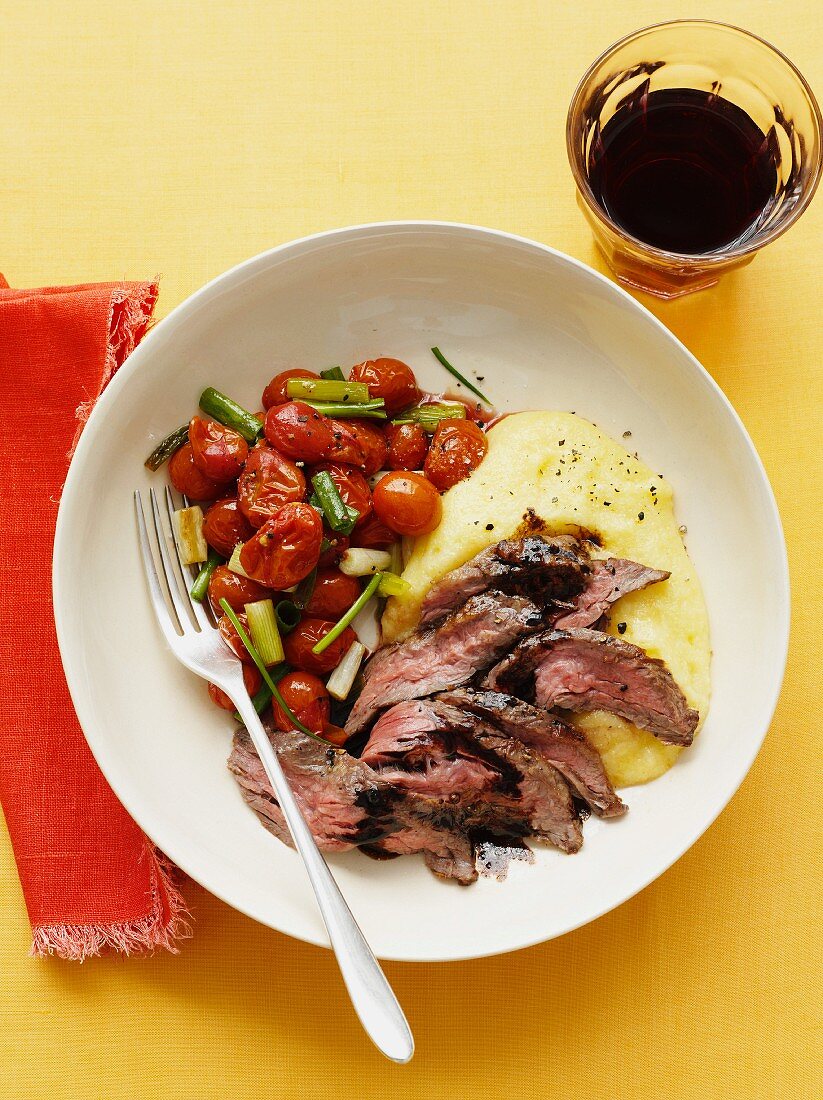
555 557 670 630
485 627 698 745
438 688 625 818
419 535 589 626
345 591 544 735
363 698 583 854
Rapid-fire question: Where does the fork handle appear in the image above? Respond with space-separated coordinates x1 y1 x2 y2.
233 697 414 1064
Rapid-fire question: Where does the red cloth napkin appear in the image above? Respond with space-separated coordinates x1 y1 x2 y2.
0 274 190 959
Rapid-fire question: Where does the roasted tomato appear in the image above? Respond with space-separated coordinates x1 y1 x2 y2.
262 368 319 410
217 610 254 662
385 422 428 471
318 533 349 568
372 471 442 536
424 419 488 491
237 445 306 528
264 401 370 468
208 664 262 710
304 568 363 618
346 421 387 477
309 462 372 525
321 722 349 747
348 358 420 415
189 416 248 482
208 565 270 614
282 618 358 675
203 497 255 558
239 502 322 589
272 671 330 735
348 512 396 549
168 442 224 501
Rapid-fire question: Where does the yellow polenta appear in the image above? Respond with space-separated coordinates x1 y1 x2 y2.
382 411 711 788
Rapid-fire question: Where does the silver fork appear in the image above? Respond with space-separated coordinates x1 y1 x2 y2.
134 487 413 1064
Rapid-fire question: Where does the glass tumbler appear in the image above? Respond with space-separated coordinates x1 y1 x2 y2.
566 21 822 298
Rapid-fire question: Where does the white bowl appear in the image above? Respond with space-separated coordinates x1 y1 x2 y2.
53 223 789 962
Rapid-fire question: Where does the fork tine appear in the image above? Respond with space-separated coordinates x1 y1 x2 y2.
149 488 197 633
134 491 182 643
164 485 214 632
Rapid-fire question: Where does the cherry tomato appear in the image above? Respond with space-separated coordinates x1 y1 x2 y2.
385 422 428 470
262 368 319 410
318 533 349 568
168 443 224 501
237 445 306 528
208 565 270 614
189 416 248 482
309 462 372 525
272 671 330 735
208 665 262 710
348 512 396 549
304 568 363 618
282 618 358 675
239 502 322 589
346 421 387 477
203 497 255 558
321 722 349 747
218 610 254 662
264 402 369 468
349 358 420 415
424 419 488 491
372 471 442 537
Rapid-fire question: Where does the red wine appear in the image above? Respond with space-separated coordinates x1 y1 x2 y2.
587 87 778 254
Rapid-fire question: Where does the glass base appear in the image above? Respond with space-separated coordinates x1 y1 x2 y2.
594 237 754 300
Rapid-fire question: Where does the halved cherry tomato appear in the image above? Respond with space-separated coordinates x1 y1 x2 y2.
372 471 442 537
424 419 488 491
349 358 420 415
346 421 387 477
264 402 368 467
282 618 357 675
203 498 255 558
318 533 349 568
208 565 270 614
304 568 363 618
348 512 396 549
168 442 224 501
272 671 330 735
239 502 322 589
189 416 248 482
321 722 349 747
385 422 428 471
218 610 254 662
208 664 262 710
309 462 372 525
262 368 318 410
237 445 306 528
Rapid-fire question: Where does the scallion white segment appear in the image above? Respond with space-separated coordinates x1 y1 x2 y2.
244 599 284 666
326 640 366 701
338 548 392 576
172 506 208 565
227 543 254 579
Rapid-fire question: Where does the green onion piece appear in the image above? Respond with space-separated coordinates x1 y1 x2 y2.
190 549 222 602
431 346 491 405
391 403 467 431
312 470 360 533
232 682 273 723
339 547 392 576
286 378 371 404
275 599 301 635
388 541 403 576
311 572 381 655
326 640 367 701
218 599 324 742
293 567 318 610
320 366 345 381
172 505 208 565
300 399 387 420
378 572 412 598
227 543 254 579
199 387 264 442
144 424 188 471
245 599 284 666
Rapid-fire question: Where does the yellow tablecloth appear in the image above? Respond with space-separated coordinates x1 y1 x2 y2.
2 2 820 1096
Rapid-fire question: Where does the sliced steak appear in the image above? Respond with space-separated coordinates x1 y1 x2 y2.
554 557 670 630
485 627 698 745
362 698 583 854
345 591 545 735
419 535 590 626
438 688 626 818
